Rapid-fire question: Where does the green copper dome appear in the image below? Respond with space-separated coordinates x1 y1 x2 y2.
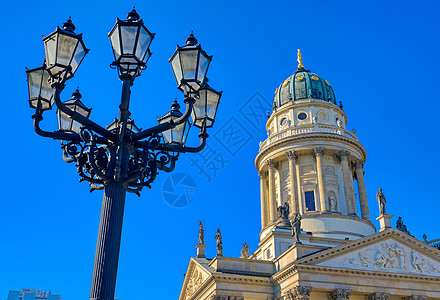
273 51 336 111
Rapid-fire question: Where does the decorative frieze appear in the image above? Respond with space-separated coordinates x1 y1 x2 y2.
285 286 312 300
329 289 352 300
209 296 243 300
402 296 427 300
367 292 391 300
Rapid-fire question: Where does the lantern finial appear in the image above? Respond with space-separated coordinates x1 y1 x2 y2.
72 88 82 100
127 8 140 21
63 18 76 32
171 99 181 111
185 33 198 45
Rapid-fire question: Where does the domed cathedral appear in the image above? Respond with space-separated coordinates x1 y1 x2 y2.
254 50 374 260
178 51 440 300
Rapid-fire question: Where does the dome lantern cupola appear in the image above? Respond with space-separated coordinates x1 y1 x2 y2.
273 50 336 111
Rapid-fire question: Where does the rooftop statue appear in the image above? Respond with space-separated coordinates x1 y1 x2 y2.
240 242 249 258
215 228 223 257
376 188 386 215
198 221 204 245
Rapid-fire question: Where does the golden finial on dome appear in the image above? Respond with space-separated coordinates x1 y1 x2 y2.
297 49 304 69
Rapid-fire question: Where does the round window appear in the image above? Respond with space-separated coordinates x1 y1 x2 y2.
298 112 307 120
280 118 288 126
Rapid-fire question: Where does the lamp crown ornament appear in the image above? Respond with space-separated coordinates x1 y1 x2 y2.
297 49 304 69
171 99 181 111
127 7 140 21
71 88 82 100
62 17 76 32
185 32 198 45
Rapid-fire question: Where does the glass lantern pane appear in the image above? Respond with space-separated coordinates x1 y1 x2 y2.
172 122 185 143
75 106 88 118
110 26 122 59
58 111 71 131
120 26 138 55
136 27 152 61
28 70 43 98
197 52 210 82
180 49 198 80
44 35 57 66
40 70 53 101
57 34 79 67
170 54 183 84
206 91 220 119
71 120 82 133
70 41 86 75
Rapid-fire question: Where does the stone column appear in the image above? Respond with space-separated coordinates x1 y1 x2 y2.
355 160 370 220
367 293 391 300
259 171 268 229
314 147 329 212
266 159 277 223
286 150 299 215
285 286 312 300
329 289 352 300
339 151 356 215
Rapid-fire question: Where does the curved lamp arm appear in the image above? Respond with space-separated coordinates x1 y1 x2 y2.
33 112 82 141
129 97 195 142
52 83 117 142
158 130 208 153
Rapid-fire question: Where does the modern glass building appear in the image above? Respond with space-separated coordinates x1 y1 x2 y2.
7 289 60 300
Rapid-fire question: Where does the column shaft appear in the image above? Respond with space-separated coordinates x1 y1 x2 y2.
314 147 328 212
339 151 356 215
259 171 268 229
267 159 277 223
286 151 299 215
355 160 370 220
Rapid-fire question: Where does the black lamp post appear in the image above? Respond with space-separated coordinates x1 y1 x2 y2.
26 8 221 300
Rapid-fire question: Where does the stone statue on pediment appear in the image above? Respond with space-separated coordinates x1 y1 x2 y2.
376 188 386 215
198 221 204 245
290 213 302 244
215 228 223 257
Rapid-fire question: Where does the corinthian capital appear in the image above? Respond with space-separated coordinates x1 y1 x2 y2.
286 150 298 161
354 159 364 169
367 293 391 300
258 171 268 179
285 286 312 300
337 150 350 161
329 289 352 300
314 146 325 157
266 159 275 169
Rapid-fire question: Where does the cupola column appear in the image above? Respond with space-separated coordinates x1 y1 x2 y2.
286 151 299 215
355 160 370 220
314 147 329 212
259 171 268 228
339 151 356 216
266 159 277 223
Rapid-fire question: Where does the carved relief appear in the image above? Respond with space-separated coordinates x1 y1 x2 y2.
339 242 440 275
324 166 334 175
186 270 204 299
328 191 337 211
402 296 428 300
367 293 390 300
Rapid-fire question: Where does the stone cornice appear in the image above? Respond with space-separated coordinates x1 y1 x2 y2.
255 134 366 170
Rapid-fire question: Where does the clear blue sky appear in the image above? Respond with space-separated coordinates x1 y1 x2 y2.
1 0 439 299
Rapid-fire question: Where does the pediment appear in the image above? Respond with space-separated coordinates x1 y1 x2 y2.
179 258 213 300
297 228 440 277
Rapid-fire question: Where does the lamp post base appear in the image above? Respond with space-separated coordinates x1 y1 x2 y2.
89 181 127 300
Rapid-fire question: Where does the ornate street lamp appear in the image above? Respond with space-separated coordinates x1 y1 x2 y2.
158 100 191 145
169 33 212 95
192 81 222 128
43 18 89 81
57 89 91 133
26 61 54 111
109 8 155 78
26 9 221 300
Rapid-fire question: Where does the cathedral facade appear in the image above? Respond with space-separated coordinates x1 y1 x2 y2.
179 51 440 300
